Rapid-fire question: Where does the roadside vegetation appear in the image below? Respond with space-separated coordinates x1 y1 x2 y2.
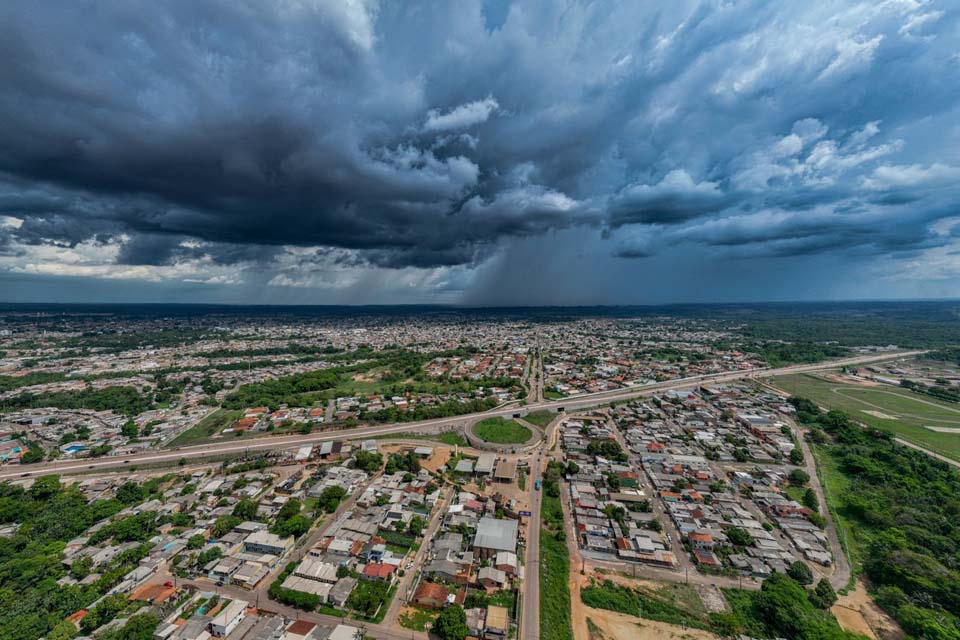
540 460 573 640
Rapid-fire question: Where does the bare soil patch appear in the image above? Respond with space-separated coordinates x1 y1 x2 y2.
833 580 903 640
863 410 898 420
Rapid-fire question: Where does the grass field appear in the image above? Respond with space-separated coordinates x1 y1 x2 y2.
473 417 533 444
771 373 960 461
167 409 242 447
523 410 555 428
366 431 468 447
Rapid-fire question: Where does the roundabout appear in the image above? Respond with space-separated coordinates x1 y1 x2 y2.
465 416 543 451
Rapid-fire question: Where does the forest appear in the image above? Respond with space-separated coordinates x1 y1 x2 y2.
791 396 960 640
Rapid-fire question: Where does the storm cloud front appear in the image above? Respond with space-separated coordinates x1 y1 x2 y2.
1 1 959 304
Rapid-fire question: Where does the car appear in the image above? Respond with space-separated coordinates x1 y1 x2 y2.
19 472 31 477
163 581 174 588
123 460 130 464
88 465 95 469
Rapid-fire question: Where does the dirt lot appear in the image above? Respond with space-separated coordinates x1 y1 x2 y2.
833 580 903 640
572 570 718 640
583 608 718 640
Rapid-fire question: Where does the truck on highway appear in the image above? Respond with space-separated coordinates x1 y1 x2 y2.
535 479 541 491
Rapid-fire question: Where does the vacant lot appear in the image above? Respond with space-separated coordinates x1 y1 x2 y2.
523 410 556 428
771 373 960 461
473 417 533 444
167 409 242 447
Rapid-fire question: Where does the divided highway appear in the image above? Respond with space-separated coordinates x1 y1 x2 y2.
0 350 922 480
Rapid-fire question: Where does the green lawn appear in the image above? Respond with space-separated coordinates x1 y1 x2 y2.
365 431 468 447
167 409 242 447
771 373 960 461
473 417 533 444
523 410 555 428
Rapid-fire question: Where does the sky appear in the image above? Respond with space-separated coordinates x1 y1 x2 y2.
1 0 959 305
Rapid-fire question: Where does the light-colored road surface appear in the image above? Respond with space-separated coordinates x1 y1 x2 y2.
2 351 921 481
381 486 453 627
520 433 547 640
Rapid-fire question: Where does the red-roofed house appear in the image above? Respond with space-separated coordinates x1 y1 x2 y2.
361 563 396 581
413 582 450 609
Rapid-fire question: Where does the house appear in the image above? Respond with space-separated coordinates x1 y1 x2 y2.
361 562 396 581
688 532 715 550
329 625 365 640
472 517 519 560
329 577 357 607
693 549 722 568
478 566 507 589
493 460 517 483
485 605 510 639
243 530 294 556
210 600 246 638
412 582 450 609
475 454 496 475
286 620 317 640
494 551 518 576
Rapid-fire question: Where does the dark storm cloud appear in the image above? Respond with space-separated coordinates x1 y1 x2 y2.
0 0 959 302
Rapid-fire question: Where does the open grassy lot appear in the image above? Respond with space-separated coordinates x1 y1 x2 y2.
523 410 556 428
366 431 468 447
473 417 533 444
167 409 242 447
398 606 438 631
771 373 960 461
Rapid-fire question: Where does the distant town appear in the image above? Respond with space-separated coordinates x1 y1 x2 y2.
1 303 959 640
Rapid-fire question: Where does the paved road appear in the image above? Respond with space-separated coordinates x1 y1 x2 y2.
2 350 920 480
519 430 548 640
381 486 453 627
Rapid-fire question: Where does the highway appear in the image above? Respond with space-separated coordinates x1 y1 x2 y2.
0 350 922 481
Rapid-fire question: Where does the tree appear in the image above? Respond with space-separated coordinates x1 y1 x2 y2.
116 481 146 505
810 578 837 609
232 498 259 520
212 514 241 538
433 604 470 640
187 534 205 550
121 421 139 439
70 554 94 580
30 475 62 499
727 527 754 547
789 449 805 465
196 546 222 567
317 486 347 513
803 488 819 512
353 450 384 473
789 469 810 485
47 619 77 640
787 560 814 585
20 445 45 464
408 515 425 536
